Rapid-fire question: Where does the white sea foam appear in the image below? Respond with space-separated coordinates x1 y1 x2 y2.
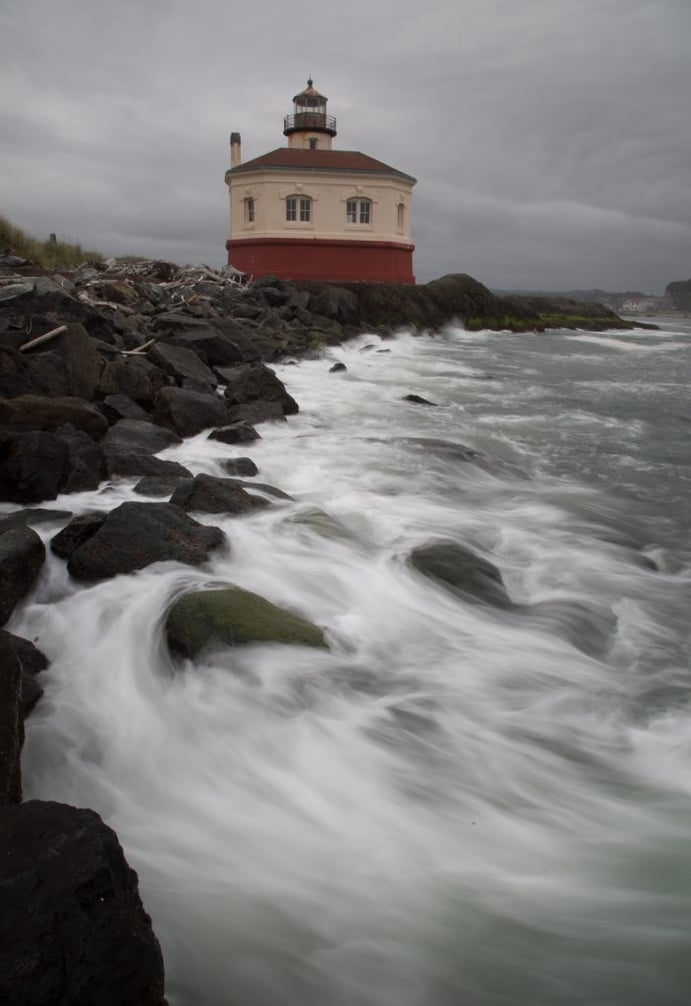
14 323 691 1006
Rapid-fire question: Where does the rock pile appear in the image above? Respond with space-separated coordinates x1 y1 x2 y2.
0 254 637 1002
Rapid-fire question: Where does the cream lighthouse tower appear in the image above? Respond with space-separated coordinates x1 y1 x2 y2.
224 80 416 283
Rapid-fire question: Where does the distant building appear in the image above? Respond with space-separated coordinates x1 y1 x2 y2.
224 80 416 283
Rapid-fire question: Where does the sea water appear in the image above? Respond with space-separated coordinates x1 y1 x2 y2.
14 318 691 1005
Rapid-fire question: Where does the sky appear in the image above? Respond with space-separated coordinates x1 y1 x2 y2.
2 0 690 292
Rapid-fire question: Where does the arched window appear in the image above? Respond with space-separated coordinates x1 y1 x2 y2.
396 203 405 230
244 197 255 224
286 195 312 222
346 198 372 225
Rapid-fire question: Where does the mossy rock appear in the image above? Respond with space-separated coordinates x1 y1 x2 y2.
286 506 355 541
165 585 328 659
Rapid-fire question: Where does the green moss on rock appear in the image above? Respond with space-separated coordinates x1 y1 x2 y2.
165 585 328 659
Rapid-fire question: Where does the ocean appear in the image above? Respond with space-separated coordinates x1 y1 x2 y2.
17 317 691 1005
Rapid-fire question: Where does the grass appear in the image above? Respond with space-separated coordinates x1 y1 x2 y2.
0 215 104 270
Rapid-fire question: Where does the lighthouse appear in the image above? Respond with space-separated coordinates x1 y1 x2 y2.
224 80 416 283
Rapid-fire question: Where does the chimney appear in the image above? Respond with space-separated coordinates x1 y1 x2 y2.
230 132 242 168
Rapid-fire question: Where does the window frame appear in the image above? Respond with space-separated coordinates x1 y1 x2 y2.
286 194 312 223
346 197 372 226
244 197 255 224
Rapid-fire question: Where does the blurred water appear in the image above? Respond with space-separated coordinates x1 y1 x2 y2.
15 318 691 1005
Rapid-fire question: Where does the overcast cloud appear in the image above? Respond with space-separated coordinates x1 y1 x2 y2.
2 0 690 291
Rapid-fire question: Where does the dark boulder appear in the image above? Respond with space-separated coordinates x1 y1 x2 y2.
0 524 46 625
0 508 73 533
24 323 103 401
152 316 246 365
166 585 328 659
0 427 105 503
0 430 68 503
0 800 166 1005
0 395 108 438
133 475 192 498
104 453 192 480
153 386 227 438
50 513 106 559
148 342 217 390
63 501 226 580
329 361 347 373
305 285 359 325
169 473 270 516
226 400 287 425
403 394 438 406
97 356 172 406
0 630 48 718
221 457 259 477
207 423 261 445
408 540 511 608
0 347 37 397
98 394 153 424
0 632 22 803
218 362 299 416
56 424 107 494
102 418 181 455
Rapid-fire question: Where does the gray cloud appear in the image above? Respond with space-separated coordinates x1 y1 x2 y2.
2 0 690 290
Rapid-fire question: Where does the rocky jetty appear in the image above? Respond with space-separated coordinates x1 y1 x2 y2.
0 253 640 1002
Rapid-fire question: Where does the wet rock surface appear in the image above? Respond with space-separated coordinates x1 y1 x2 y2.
166 585 329 659
0 800 167 1006
59 501 227 580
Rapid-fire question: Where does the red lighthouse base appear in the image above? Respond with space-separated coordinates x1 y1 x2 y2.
225 238 415 284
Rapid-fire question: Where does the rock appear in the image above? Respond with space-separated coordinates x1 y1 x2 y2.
152 316 247 365
408 540 511 608
153 386 227 438
98 393 153 424
0 630 48 718
169 474 270 515
329 361 347 373
23 323 103 400
104 453 192 480
221 457 259 477
0 508 73 533
133 475 191 497
306 285 359 325
0 800 166 1005
286 507 356 541
218 362 299 416
0 524 46 625
56 424 107 494
0 347 37 397
227 400 287 425
0 429 68 503
165 585 328 659
0 632 22 803
148 342 217 389
63 501 226 580
0 395 108 438
207 423 261 445
102 418 181 455
50 513 105 559
0 427 106 503
403 393 438 406
97 357 171 405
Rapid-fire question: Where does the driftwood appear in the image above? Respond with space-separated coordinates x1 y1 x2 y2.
120 339 155 356
76 291 136 315
19 325 68 352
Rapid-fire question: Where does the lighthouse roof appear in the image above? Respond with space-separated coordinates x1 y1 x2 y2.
293 78 327 102
227 147 416 183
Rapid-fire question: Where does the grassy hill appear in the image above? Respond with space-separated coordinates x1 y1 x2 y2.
0 216 104 270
